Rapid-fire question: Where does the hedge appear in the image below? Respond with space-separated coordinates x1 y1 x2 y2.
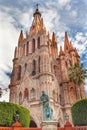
71 98 87 126
0 102 30 127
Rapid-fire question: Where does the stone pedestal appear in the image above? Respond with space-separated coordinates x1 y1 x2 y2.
41 121 58 130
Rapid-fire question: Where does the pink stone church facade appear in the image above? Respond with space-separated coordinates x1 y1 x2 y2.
9 7 86 127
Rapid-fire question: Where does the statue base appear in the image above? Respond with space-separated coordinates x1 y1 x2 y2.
41 121 58 130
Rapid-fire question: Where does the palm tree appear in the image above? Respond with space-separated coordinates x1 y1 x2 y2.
69 62 87 99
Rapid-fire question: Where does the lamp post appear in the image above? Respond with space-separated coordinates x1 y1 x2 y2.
65 113 69 122
14 111 20 122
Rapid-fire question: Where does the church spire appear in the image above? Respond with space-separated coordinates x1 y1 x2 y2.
64 32 70 51
52 32 57 44
29 4 46 36
51 32 58 59
26 31 28 39
18 30 24 44
59 46 65 56
33 4 41 17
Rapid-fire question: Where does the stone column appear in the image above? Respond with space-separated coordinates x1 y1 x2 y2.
41 121 58 130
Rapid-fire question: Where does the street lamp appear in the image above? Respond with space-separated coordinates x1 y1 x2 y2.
14 111 20 122
65 113 69 122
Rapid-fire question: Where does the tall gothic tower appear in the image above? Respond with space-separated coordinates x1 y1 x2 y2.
9 7 86 127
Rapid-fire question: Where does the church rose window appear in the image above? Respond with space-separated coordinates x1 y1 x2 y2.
32 39 35 53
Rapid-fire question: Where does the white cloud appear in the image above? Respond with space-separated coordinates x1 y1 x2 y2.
71 32 87 56
0 8 19 90
75 32 87 42
19 9 33 30
43 9 59 32
65 4 71 11
0 89 9 102
71 10 77 17
58 0 70 7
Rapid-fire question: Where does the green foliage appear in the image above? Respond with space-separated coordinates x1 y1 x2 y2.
0 102 30 127
71 98 87 126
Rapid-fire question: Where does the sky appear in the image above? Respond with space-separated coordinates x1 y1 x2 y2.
0 0 87 101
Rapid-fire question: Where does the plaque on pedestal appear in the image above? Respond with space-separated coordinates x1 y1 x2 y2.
41 121 58 130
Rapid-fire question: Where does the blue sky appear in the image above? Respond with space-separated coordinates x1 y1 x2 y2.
0 0 87 101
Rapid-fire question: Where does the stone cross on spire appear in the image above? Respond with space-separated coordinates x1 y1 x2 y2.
36 3 39 9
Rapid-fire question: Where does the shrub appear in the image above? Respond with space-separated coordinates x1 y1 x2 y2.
71 98 87 126
0 102 30 127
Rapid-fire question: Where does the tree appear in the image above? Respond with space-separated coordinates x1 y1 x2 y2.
71 98 87 126
69 62 87 99
0 102 30 127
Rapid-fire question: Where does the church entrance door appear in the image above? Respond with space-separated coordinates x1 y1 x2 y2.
30 120 37 127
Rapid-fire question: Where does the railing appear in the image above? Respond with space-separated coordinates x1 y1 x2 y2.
58 127 64 130
58 122 87 130
58 128 65 130
21 128 42 130
75 126 87 130
0 127 42 130
0 121 87 130
0 127 12 130
0 121 42 130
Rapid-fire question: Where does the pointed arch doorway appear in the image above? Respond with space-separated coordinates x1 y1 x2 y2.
29 117 37 127
30 120 37 127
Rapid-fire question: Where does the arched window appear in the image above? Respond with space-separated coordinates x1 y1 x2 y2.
26 41 29 56
38 56 40 73
24 63 27 73
32 60 36 75
59 94 62 104
30 120 37 127
23 44 26 56
32 39 35 53
19 92 22 104
18 65 21 80
54 65 57 76
57 122 60 127
30 88 36 100
24 88 29 99
51 63 53 73
37 37 40 49
53 90 56 101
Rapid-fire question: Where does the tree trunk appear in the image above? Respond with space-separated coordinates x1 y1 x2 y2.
76 85 81 99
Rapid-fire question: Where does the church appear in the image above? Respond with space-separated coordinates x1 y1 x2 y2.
9 6 86 127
